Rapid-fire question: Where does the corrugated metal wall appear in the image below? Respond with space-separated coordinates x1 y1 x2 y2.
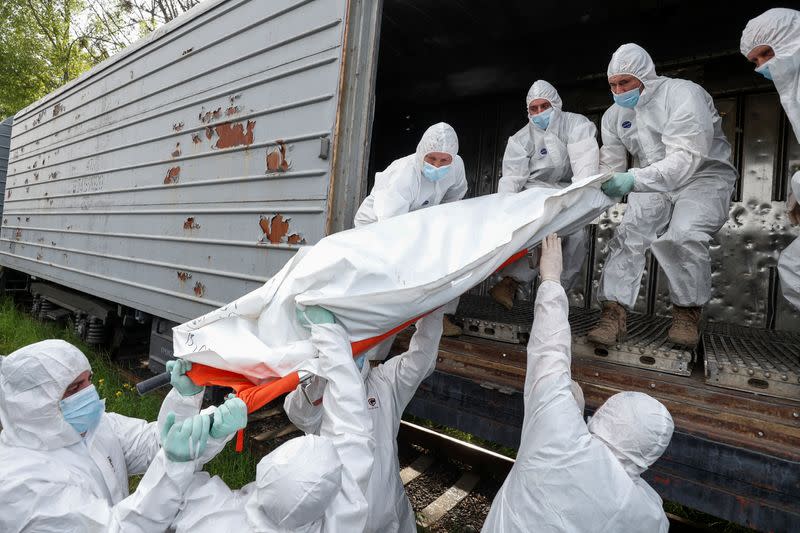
1 0 348 323
0 117 10 217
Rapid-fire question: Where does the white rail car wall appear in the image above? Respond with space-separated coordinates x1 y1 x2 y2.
0 117 11 217
1 0 376 324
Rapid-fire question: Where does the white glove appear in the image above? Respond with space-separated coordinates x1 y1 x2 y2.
538 233 563 284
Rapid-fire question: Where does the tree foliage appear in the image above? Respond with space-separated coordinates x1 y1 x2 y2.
0 0 201 119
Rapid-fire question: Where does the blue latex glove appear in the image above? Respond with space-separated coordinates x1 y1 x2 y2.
167 359 203 397
210 393 248 439
161 412 211 462
601 172 635 198
296 305 336 328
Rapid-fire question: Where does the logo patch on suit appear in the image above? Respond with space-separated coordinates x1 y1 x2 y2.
622 121 632 129
539 148 548 155
367 396 380 410
422 200 429 205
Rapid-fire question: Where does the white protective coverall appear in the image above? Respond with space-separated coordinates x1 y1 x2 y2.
598 43 738 308
354 122 468 227
170 323 375 533
498 80 600 289
284 307 446 533
482 281 674 533
0 340 225 532
741 8 800 310
354 122 466 348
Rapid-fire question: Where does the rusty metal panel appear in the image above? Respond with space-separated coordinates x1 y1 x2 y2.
0 117 10 217
1 0 350 323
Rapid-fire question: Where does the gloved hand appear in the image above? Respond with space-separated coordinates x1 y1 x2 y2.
296 305 336 328
161 412 211 462
210 393 248 439
539 233 563 284
788 193 799 225
167 359 203 397
601 172 635 198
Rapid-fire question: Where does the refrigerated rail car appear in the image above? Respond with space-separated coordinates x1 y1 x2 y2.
2 0 798 529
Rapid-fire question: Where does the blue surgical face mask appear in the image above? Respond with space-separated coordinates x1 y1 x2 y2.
612 87 641 109
755 61 773 81
60 384 104 436
422 162 451 182
529 107 554 130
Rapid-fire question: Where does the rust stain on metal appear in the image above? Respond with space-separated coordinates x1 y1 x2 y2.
287 234 305 245
199 107 222 124
173 122 185 132
266 141 291 172
36 252 43 261
52 103 65 117
205 126 214 140
193 282 206 297
177 271 192 283
183 217 200 230
14 229 21 240
215 120 255 149
25 217 29 222
7 190 10 199
225 105 240 116
164 166 181 184
172 143 182 158
182 47 193 56
48 171 57 180
33 172 39 180
259 214 292 244
192 133 202 144
24 178 28 184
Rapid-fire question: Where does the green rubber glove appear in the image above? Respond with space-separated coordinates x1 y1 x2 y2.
601 172 635 198
296 305 336 328
167 359 203 397
210 393 248 439
161 412 211 462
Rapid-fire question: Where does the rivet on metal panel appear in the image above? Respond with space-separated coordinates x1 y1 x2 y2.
757 431 764 437
172 143 182 158
193 282 206 298
215 120 255 149
183 217 200 230
164 166 181 185
793 412 799 418
266 141 291 172
649 383 656 389
173 122 184 132
176 271 192 283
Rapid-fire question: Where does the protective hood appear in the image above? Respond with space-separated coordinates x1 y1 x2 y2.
740 9 800 142
526 80 563 110
587 391 674 477
607 43 660 83
0 340 90 450
415 122 459 169
246 434 342 531
740 8 800 58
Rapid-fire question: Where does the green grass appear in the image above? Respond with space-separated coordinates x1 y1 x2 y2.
0 297 257 490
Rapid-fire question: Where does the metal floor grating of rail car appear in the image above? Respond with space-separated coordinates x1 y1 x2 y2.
454 294 800 399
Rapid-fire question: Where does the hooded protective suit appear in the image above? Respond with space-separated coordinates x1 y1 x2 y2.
0 339 222 532
741 9 800 310
598 43 737 308
482 281 673 533
354 122 468 227
284 307 446 533
170 322 375 533
498 80 600 289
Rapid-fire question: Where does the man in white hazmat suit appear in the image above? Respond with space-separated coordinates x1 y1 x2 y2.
355 122 468 337
489 80 600 309
167 316 375 533
284 306 448 533
482 234 674 533
741 8 800 310
0 339 244 532
587 43 738 348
